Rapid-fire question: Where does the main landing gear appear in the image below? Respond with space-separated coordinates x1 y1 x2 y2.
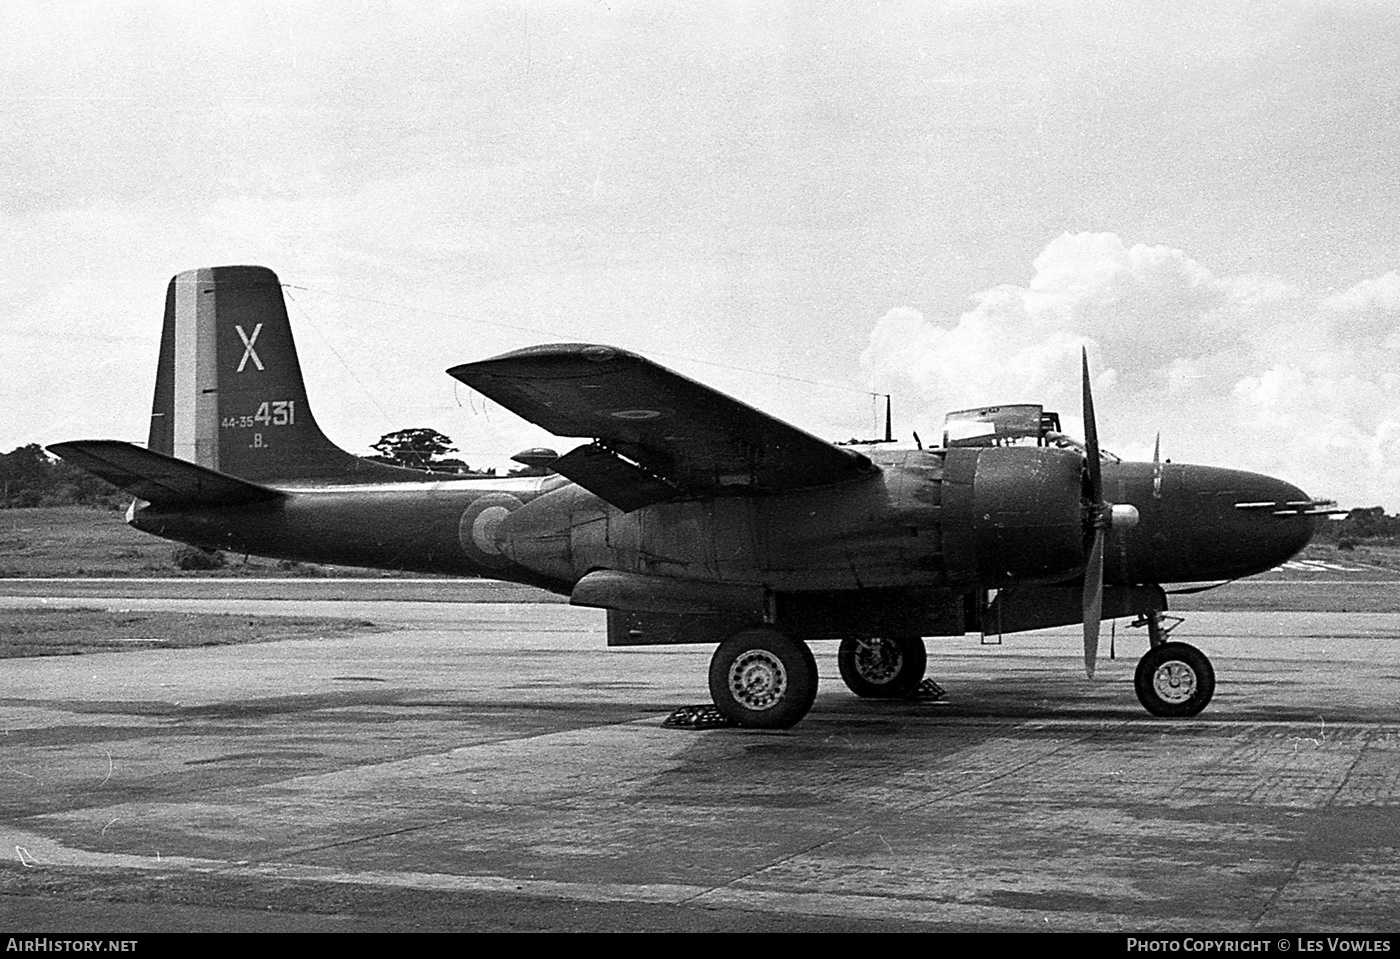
700 617 1217 728
704 630 933 729
836 634 927 699
708 627 818 729
1132 612 1215 717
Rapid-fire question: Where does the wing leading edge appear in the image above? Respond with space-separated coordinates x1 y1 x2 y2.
448 344 876 511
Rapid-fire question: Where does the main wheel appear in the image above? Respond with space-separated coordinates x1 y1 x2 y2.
837 634 927 698
1135 641 1215 717
709 628 818 729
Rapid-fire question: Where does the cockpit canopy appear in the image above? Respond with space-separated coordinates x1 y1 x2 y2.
942 404 1061 448
943 404 1119 462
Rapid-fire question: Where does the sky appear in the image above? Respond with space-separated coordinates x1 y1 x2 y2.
4 0 1400 508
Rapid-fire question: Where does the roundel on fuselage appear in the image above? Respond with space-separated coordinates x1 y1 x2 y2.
457 493 524 569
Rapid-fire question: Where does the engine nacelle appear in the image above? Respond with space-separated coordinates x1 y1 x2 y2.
938 445 1086 587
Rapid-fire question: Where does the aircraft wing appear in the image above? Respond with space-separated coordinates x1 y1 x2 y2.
48 440 284 506
448 344 876 511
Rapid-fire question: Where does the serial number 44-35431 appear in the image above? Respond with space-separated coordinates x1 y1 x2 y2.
221 400 296 429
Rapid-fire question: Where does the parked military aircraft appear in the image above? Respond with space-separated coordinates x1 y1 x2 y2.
51 266 1333 728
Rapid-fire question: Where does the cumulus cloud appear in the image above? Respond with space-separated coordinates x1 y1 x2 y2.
1324 271 1400 314
862 232 1400 509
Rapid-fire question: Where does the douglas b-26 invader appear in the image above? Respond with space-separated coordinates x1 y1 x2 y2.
51 266 1334 728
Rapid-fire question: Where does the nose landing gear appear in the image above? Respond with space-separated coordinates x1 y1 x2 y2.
1135 641 1215 716
1131 612 1215 717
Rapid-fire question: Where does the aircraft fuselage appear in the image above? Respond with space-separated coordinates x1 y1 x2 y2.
130 444 1314 599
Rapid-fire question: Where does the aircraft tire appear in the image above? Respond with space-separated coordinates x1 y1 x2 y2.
709 628 818 729
1135 641 1215 718
837 635 927 698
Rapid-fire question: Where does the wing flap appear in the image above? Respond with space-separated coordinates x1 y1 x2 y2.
48 440 284 506
448 344 875 508
550 443 680 513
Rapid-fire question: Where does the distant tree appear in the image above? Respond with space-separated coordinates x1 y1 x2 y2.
1 444 129 508
0 445 52 507
1313 506 1400 544
433 457 497 476
47 456 128 508
370 428 459 470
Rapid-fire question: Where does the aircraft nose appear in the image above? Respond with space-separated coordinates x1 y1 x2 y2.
1231 473 1320 565
1155 466 1317 580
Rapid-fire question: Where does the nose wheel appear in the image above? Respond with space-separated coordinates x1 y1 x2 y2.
1134 641 1215 717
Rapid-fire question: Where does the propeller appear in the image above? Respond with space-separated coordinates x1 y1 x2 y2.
1079 349 1139 678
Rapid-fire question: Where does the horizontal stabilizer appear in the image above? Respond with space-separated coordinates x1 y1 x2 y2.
48 440 284 506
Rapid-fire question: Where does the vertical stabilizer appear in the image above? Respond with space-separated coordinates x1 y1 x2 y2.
148 266 403 483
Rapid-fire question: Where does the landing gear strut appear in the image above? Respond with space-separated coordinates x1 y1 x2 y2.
709 628 818 729
1134 641 1215 717
1132 608 1185 648
837 634 927 698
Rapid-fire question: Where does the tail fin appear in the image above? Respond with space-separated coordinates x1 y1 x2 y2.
147 266 401 482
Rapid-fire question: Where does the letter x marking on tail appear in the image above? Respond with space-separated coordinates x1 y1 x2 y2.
235 323 265 372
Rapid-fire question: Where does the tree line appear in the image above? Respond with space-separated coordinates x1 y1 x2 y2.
1311 506 1400 546
0 444 129 508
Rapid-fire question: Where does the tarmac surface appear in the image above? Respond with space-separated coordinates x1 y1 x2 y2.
2 579 1400 932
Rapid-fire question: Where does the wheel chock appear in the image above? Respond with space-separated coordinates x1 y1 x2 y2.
908 679 947 701
662 704 737 729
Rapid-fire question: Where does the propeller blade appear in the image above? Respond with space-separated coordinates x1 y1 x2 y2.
1081 348 1101 503
1081 347 1105 679
1152 430 1163 500
1082 531 1104 678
